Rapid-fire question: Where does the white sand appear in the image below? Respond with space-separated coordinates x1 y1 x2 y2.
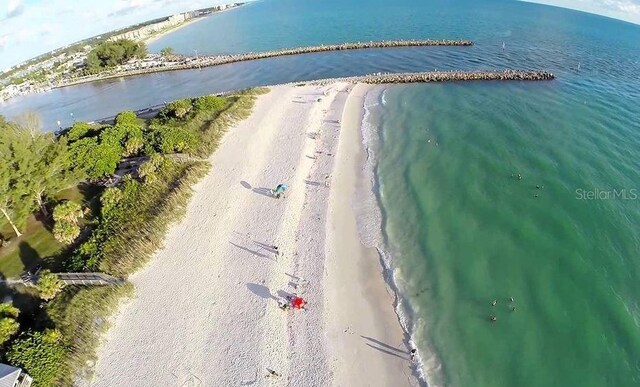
143 17 207 46
91 83 420 386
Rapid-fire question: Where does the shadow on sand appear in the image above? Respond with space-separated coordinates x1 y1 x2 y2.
361 335 409 354
229 242 273 260
364 343 408 360
246 283 276 300
251 187 274 198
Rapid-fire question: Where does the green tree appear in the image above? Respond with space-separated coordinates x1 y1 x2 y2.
158 99 193 121
66 122 97 142
69 136 122 179
0 302 20 345
36 270 65 301
0 120 39 236
160 47 175 57
53 221 80 245
194 95 226 113
147 125 197 154
6 329 66 386
53 201 83 224
52 201 83 244
138 154 169 183
30 136 77 217
0 115 77 234
86 39 147 71
113 111 144 157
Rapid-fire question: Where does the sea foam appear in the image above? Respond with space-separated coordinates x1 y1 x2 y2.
354 86 443 387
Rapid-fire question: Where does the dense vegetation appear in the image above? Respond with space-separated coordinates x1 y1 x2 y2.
0 115 77 238
0 302 20 345
85 39 147 74
0 88 268 386
5 329 66 386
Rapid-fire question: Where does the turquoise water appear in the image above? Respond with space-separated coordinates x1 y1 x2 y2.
4 1 640 385
373 79 640 386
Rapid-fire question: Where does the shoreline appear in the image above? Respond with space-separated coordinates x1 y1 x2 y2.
88 82 423 386
326 83 423 386
142 15 208 46
144 3 246 46
49 41 480 90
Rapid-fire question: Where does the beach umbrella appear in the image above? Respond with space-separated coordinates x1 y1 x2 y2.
291 296 306 309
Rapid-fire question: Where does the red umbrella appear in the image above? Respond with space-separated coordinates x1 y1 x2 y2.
291 297 306 309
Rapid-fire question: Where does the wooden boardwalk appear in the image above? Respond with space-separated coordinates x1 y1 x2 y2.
23 272 126 286
55 273 125 286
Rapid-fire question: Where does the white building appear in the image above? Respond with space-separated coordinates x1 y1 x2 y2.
109 13 188 42
0 363 32 387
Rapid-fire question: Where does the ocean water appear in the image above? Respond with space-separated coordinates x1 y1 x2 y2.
4 0 639 127
366 78 640 386
4 1 640 385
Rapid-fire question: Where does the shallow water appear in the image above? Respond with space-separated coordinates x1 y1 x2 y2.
372 79 640 386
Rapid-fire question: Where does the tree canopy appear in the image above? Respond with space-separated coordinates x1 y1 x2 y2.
86 39 147 72
6 329 66 386
0 117 74 236
0 302 20 345
36 270 65 300
53 201 84 245
66 111 144 178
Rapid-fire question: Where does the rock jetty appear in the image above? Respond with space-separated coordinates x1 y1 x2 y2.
55 40 475 88
311 70 555 85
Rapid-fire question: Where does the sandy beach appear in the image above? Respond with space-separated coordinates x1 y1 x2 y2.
91 83 421 386
143 16 207 46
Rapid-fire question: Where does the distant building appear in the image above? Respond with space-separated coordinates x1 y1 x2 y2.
108 13 188 42
0 363 32 387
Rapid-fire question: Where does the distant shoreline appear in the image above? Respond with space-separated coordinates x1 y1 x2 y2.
52 40 475 89
142 16 208 46
144 4 246 46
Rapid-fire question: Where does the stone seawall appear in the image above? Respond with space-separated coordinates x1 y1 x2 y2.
55 40 475 88
310 70 555 85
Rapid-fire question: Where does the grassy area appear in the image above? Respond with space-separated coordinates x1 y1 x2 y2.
0 221 63 278
196 88 269 156
0 185 101 279
45 284 134 384
97 160 210 276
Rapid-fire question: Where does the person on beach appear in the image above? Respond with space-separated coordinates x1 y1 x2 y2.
277 298 291 311
266 369 281 378
272 184 288 199
410 349 417 361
